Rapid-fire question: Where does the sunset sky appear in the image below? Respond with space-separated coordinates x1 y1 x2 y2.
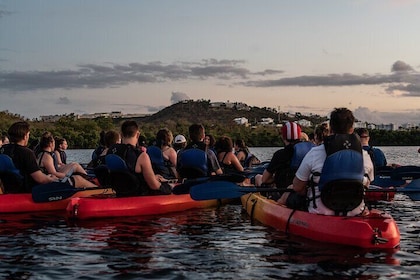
1 0 419 125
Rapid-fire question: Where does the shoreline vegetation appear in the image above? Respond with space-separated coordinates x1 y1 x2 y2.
1 100 419 149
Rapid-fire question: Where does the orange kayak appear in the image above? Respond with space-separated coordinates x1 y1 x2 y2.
0 188 114 213
66 194 221 220
241 193 400 249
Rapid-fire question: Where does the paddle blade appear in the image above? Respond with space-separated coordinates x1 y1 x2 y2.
398 179 420 201
32 182 79 203
190 181 259 200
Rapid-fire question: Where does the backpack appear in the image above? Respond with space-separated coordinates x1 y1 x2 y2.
316 134 365 215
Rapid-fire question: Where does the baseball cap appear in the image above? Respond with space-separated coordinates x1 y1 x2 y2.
281 122 301 141
174 134 187 144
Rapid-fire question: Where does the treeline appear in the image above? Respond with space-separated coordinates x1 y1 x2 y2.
1 110 419 149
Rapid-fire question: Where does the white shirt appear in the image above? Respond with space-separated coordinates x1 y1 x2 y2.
295 144 374 216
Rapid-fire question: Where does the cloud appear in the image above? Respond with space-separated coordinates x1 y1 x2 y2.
0 59 265 92
391 60 414 72
56 97 71 105
354 106 420 125
1 59 420 98
0 9 13 18
244 61 420 97
171 91 190 104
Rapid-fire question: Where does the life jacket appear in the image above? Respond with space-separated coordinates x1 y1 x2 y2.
272 141 313 189
57 150 67 164
38 151 59 174
146 145 175 179
107 143 142 172
290 141 316 172
177 142 208 179
314 134 365 215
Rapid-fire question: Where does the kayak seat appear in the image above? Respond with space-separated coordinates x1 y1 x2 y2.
177 148 208 179
0 154 25 194
93 164 112 187
105 154 143 197
318 149 365 215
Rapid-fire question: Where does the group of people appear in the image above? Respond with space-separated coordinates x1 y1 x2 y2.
1 106 394 218
0 121 97 194
255 107 392 217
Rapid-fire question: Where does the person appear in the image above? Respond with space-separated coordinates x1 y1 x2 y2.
54 137 68 167
87 130 121 169
91 130 106 161
0 121 58 193
106 120 172 195
300 132 309 142
204 134 216 154
0 134 9 148
147 128 178 179
173 134 187 153
37 132 97 188
214 136 244 174
313 122 329 145
177 124 222 179
234 139 260 168
279 108 374 216
255 121 308 190
355 128 387 170
138 135 148 153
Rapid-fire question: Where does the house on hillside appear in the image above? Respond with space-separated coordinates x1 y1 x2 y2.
233 117 249 126
296 119 312 127
260 118 274 125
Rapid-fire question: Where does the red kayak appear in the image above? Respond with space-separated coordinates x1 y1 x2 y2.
0 188 114 214
241 193 400 249
66 194 221 220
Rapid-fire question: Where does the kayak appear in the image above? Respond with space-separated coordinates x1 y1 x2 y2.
241 193 400 249
66 194 222 220
0 188 114 214
365 185 395 203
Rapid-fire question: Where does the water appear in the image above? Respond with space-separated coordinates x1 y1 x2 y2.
1 147 419 279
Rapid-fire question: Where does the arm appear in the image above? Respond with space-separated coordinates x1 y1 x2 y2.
41 153 67 178
229 153 244 172
292 176 308 195
261 169 275 185
31 170 58 184
135 152 161 190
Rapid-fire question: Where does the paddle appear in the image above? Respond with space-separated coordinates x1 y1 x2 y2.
32 182 109 203
171 173 247 195
190 179 420 201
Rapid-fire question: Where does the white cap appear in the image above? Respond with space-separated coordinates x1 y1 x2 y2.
174 134 187 144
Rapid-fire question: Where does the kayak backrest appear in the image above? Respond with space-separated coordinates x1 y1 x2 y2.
104 154 142 197
318 149 365 215
105 154 128 171
177 148 208 179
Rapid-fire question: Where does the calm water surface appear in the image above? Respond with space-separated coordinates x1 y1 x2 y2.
0 147 419 279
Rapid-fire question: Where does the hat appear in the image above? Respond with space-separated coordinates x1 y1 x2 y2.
281 122 301 140
174 134 186 144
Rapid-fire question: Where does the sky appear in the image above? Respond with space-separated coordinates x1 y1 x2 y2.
1 0 420 126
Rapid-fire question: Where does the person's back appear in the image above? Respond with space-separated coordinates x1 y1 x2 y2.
106 120 171 196
256 122 304 190
177 124 222 179
280 108 374 216
215 136 244 174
